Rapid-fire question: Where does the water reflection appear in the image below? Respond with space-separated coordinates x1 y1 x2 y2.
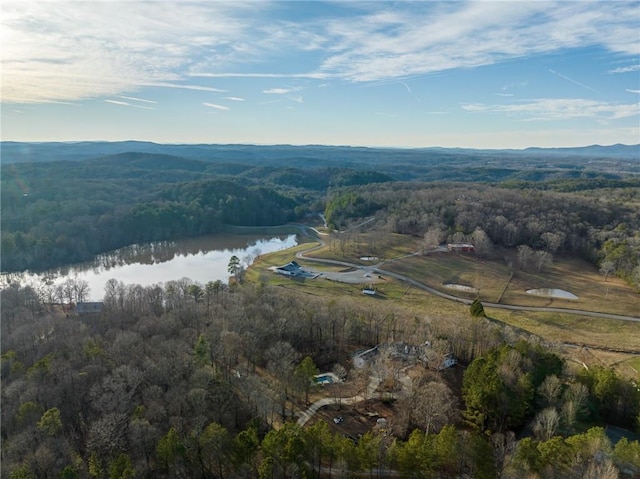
92 240 211 272
2 233 297 300
525 288 579 300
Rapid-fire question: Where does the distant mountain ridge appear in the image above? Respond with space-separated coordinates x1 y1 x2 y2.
521 143 640 158
420 143 640 159
1 141 638 165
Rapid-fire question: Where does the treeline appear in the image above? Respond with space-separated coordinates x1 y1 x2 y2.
325 182 640 288
240 167 392 191
2 281 639 478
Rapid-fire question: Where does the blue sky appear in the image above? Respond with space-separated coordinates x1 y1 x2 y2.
2 1 639 148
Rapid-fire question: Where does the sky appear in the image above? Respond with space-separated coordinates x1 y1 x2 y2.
2 0 639 149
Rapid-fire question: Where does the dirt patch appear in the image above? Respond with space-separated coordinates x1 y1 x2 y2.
308 399 399 440
443 283 478 294
319 269 385 285
304 364 467 441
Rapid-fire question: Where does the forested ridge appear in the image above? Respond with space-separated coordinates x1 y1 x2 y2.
325 182 640 289
2 280 639 478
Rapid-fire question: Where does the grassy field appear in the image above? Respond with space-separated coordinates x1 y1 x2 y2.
246 230 640 362
384 252 512 302
488 309 640 351
374 247 639 317
314 232 419 264
501 256 639 316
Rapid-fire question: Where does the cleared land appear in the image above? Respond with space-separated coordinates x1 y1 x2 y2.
382 248 639 317
248 230 640 361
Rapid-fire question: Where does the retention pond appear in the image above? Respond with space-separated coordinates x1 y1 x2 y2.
526 288 579 300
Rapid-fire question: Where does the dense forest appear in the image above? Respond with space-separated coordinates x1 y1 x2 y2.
2 281 639 478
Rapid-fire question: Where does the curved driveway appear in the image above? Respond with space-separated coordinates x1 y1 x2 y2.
291 225 640 323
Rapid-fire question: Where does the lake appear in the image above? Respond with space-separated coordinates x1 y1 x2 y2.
1 233 298 301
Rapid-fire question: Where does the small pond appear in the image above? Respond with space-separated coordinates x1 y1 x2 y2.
526 288 579 300
443 283 478 294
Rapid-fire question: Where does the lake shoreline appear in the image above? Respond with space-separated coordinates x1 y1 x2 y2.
1 231 299 301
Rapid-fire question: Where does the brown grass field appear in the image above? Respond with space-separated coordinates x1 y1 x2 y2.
246 229 640 376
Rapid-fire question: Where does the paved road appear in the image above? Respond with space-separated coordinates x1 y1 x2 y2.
291 225 640 323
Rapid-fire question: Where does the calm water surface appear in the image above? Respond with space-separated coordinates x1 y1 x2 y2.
2 233 297 301
526 288 579 300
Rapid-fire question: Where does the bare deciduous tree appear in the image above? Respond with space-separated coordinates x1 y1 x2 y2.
471 227 493 258
538 374 562 408
541 232 565 254
532 407 560 441
535 250 553 272
600 260 616 282
423 225 446 251
562 382 589 428
410 379 457 435
517 245 534 271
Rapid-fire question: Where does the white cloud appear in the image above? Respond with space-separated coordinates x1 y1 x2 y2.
140 82 226 93
224 96 245 101
462 98 639 121
1 1 251 102
608 64 640 74
263 87 300 95
105 100 130 106
316 2 640 82
191 72 328 79
627 89 640 94
105 99 153 110
203 102 230 111
118 95 157 104
2 1 638 103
